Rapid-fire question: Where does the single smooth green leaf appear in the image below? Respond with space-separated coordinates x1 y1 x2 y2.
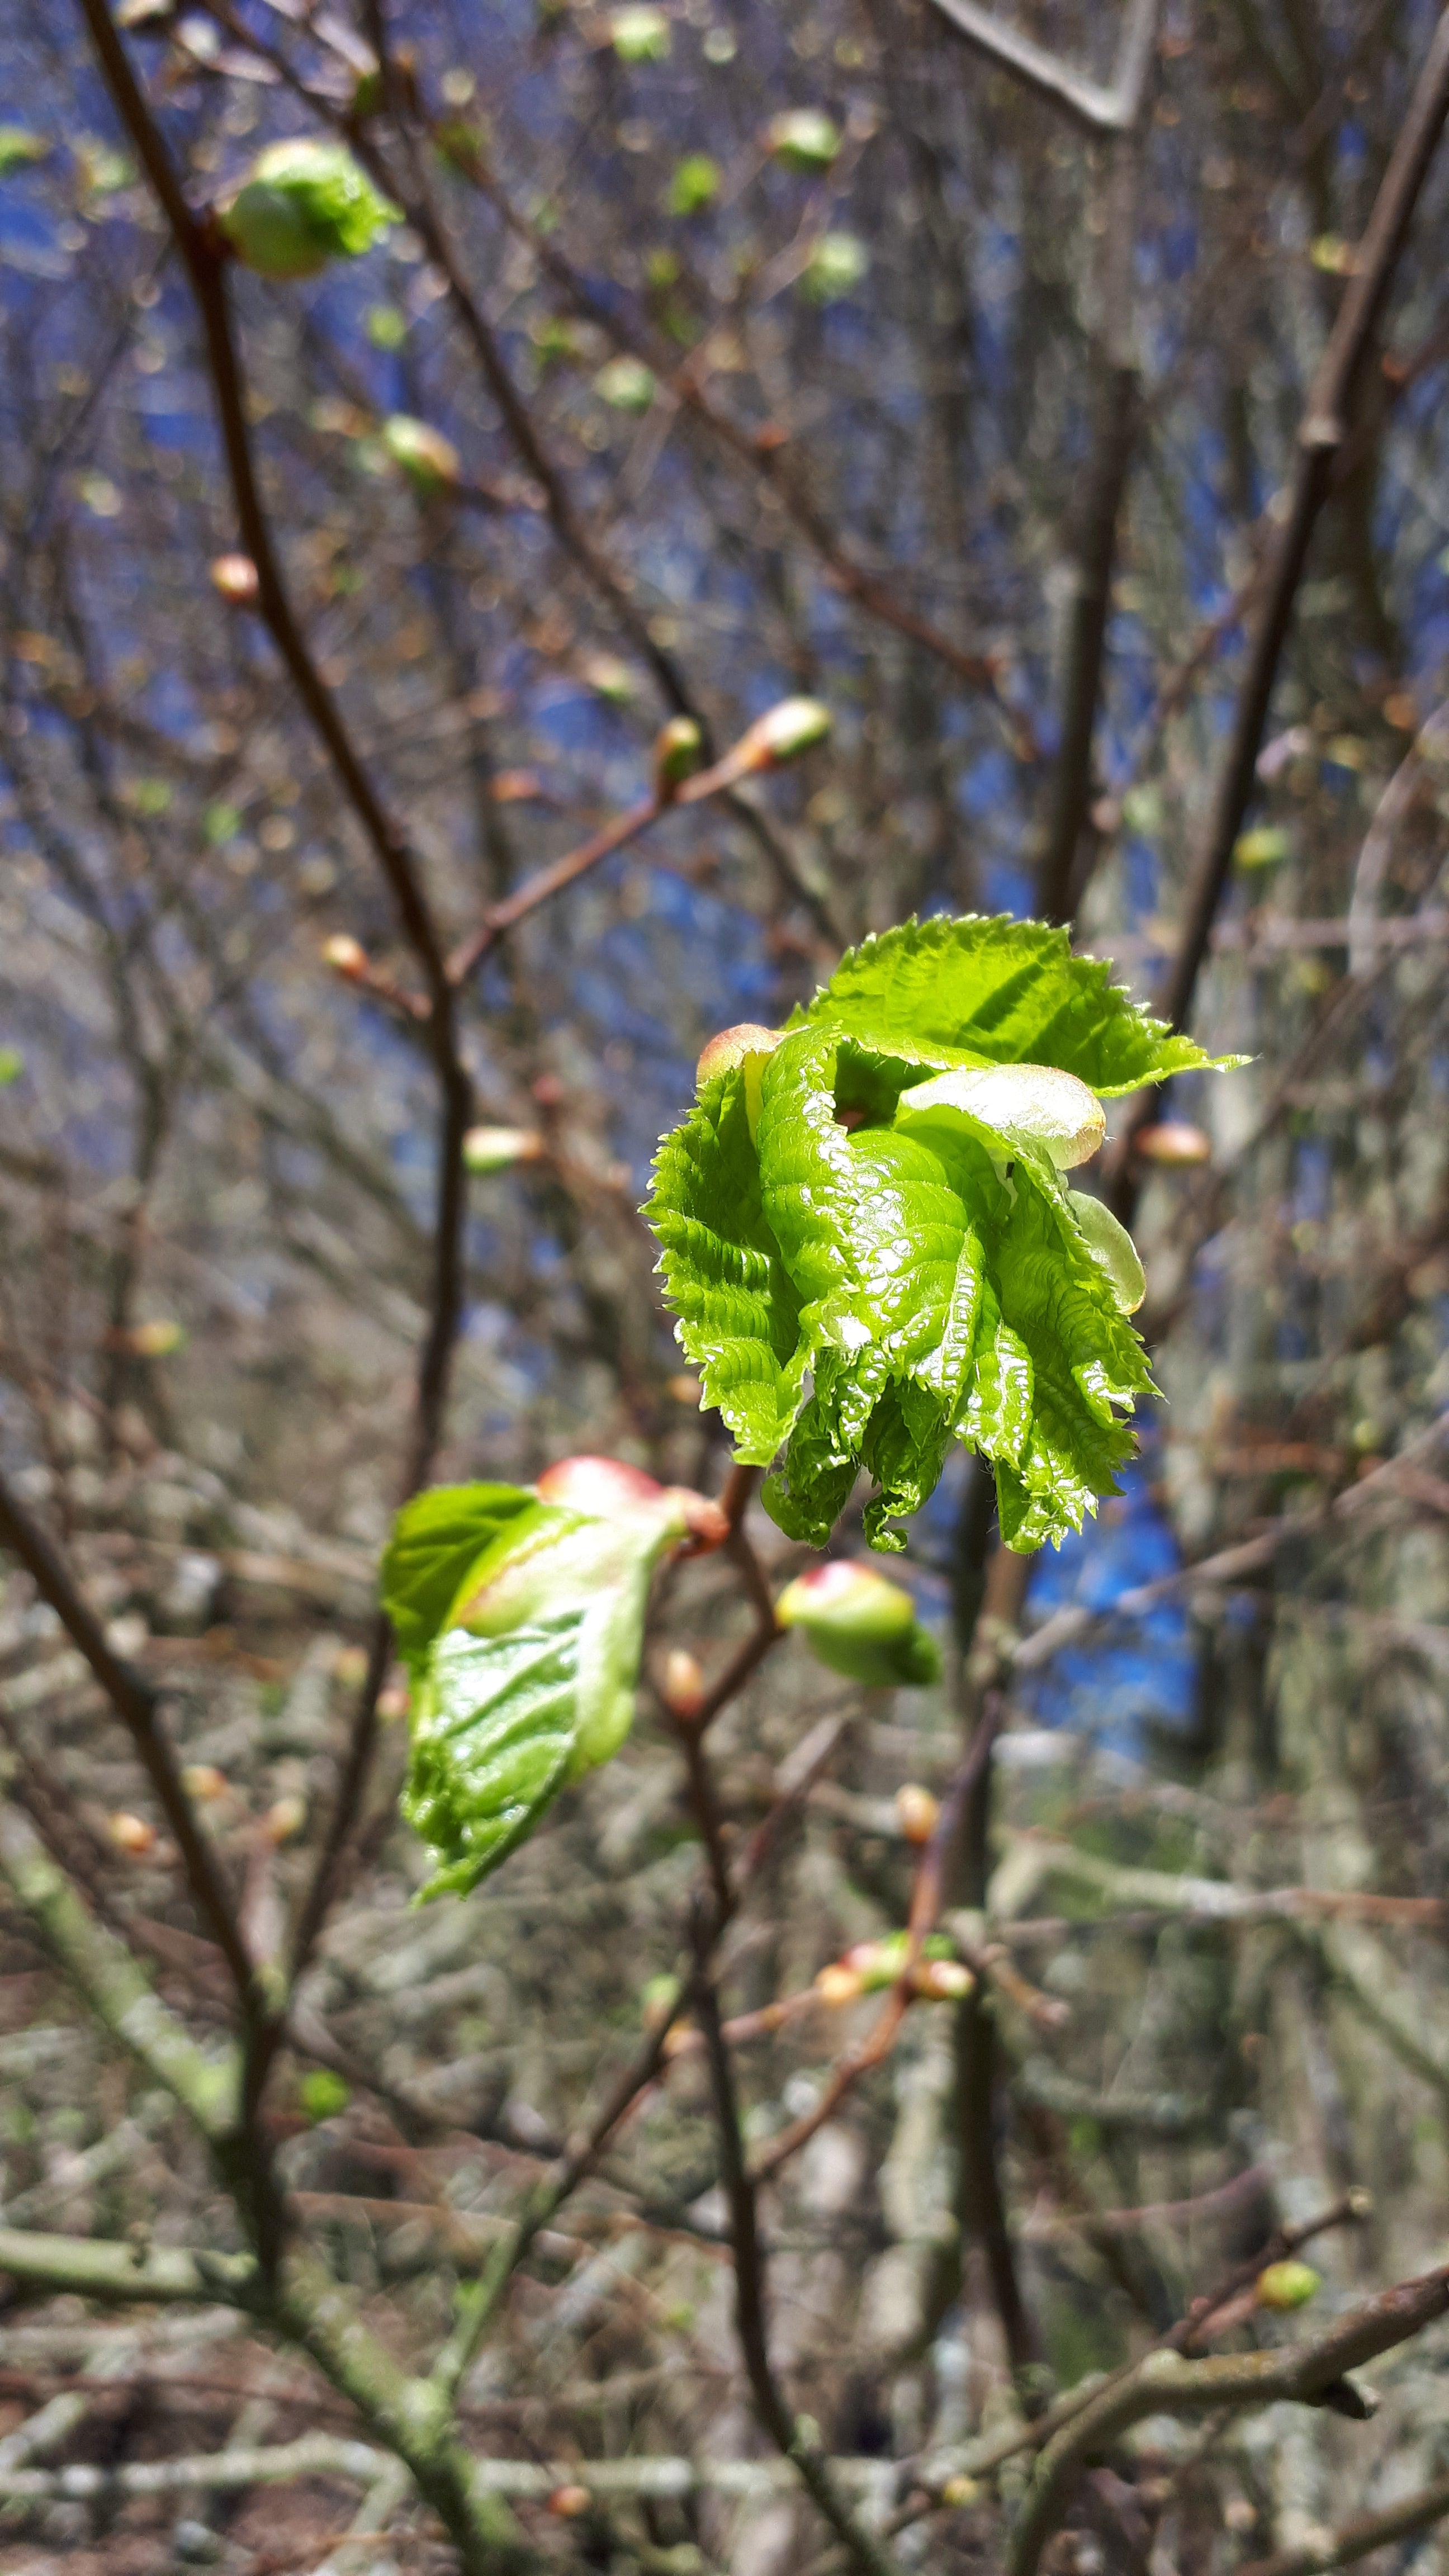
404 1615 585 1896
646 1061 807 1464
795 914 1240 1095
380 1482 536 1674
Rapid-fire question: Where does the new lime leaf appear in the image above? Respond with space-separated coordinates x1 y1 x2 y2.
795 913 1242 1095
404 1616 585 1896
380 1481 537 1675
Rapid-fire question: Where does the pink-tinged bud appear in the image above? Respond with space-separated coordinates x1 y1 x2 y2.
664 1647 705 1718
1135 1120 1212 1167
661 2019 696 2059
837 1936 903 1993
695 1023 783 1086
377 1684 410 1721
547 2485 593 2519
895 1783 940 1845
775 1560 942 1690
816 1962 866 2005
911 1957 973 2001
182 1764 229 1803
655 714 704 801
210 552 259 607
462 1125 544 1175
263 1794 307 1846
108 1811 157 1855
667 1490 731 1555
736 695 832 771
1256 2260 1322 2312
536 1454 666 1514
323 934 368 981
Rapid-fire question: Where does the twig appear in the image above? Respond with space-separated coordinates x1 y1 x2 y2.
1007 2260 1449 2576
1237 2471 1449 2576
692 1932 908 2576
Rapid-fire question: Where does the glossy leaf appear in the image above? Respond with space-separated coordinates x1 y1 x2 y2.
794 913 1242 1096
403 1616 584 1896
644 912 1235 1552
380 1481 537 1675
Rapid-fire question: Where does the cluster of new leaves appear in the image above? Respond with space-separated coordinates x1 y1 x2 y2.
647 916 1237 1552
381 1466 692 1896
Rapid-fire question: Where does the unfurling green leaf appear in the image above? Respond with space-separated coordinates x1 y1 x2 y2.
646 915 1244 1554
764 110 841 172
381 413 461 492
775 1560 941 1687
220 140 400 279
383 1465 693 1896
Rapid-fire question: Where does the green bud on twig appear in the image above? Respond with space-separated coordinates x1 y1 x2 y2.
594 356 657 414
220 139 400 279
655 715 705 798
737 695 832 770
1256 2260 1323 2312
764 110 841 172
775 1560 942 1688
381 414 461 493
609 5 670 60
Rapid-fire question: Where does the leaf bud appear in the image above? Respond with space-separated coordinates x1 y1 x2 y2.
815 1961 866 2005
323 934 369 981
108 1811 157 1855
775 1560 942 1689
737 695 832 770
911 1955 973 2001
1256 2260 1322 2312
801 233 869 305
609 4 670 60
462 1125 544 1175
765 109 842 171
121 1319 187 1358
182 1764 230 1803
536 1453 670 1514
377 1684 410 1721
640 1971 682 2029
594 356 657 413
894 1783 940 1845
695 1022 783 1085
381 413 461 493
1135 1120 1211 1167
263 1793 307 1845
547 2484 594 2518
939 2475 980 2508
664 1648 705 1718
219 140 401 279
655 714 705 800
210 552 259 607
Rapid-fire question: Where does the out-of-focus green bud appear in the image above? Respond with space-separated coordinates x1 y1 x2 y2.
801 230 869 304
365 302 408 350
462 1125 544 1175
610 5 671 61
580 651 637 706
435 117 487 181
1256 2260 1323 2312
594 356 657 414
829 1931 969 1997
655 714 705 798
640 1971 682 2028
220 139 401 279
299 2068 351 2123
351 66 385 119
775 1560 942 1688
121 1319 187 1358
0 127 49 178
1233 823 1290 871
736 694 832 769
0 1049 21 1086
533 314 587 366
764 109 841 172
669 152 721 215
382 414 461 493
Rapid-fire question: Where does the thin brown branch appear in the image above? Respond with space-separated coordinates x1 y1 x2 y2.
1237 2472 1449 2576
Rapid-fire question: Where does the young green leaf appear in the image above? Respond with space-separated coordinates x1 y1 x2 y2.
404 1616 586 1896
795 913 1243 1096
389 1472 693 1895
380 1482 537 1676
646 915 1237 1552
